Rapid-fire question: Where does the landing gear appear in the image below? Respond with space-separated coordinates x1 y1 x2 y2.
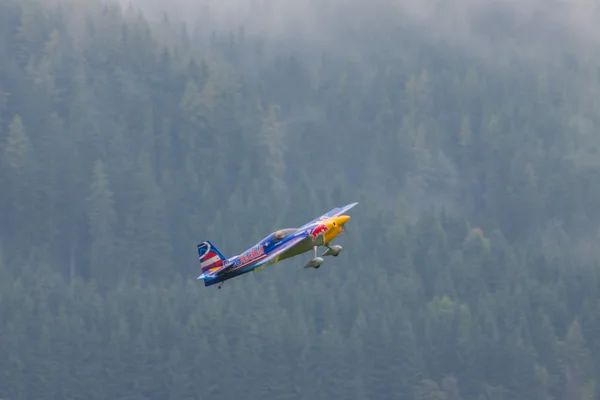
218 282 224 289
303 246 324 269
327 244 339 257
322 244 342 257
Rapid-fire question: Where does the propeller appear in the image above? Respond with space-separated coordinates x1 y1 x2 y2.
340 223 348 235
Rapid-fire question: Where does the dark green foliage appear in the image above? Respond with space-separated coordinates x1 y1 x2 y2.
1 0 600 399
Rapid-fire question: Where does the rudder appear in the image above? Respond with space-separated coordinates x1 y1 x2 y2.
197 241 227 272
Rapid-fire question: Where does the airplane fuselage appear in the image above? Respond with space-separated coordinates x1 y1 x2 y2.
202 215 349 286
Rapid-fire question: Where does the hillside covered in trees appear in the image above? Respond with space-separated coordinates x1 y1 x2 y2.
2 0 600 398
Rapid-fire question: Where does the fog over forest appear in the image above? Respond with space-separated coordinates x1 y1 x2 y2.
122 0 600 58
2 0 600 398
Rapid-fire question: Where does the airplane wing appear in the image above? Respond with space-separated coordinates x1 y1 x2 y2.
298 202 359 230
252 235 307 272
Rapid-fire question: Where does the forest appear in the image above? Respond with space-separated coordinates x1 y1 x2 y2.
1 0 600 398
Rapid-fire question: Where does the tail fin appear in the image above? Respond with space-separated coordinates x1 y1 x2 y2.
197 241 227 273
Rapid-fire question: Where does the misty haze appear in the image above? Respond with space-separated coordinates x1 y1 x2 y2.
1 0 600 398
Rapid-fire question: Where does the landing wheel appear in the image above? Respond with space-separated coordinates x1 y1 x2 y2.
325 244 340 257
303 250 324 269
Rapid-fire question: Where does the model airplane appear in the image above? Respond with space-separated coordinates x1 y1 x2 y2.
196 202 358 288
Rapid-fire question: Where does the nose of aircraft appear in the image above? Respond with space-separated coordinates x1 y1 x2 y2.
335 215 350 226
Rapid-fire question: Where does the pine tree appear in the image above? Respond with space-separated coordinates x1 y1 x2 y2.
87 159 118 285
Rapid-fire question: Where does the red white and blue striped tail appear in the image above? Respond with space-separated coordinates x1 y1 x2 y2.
197 241 227 273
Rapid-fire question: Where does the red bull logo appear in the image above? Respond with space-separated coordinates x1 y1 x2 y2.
311 224 328 238
239 245 265 264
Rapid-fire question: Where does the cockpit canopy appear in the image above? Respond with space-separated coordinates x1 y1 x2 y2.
271 228 297 243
